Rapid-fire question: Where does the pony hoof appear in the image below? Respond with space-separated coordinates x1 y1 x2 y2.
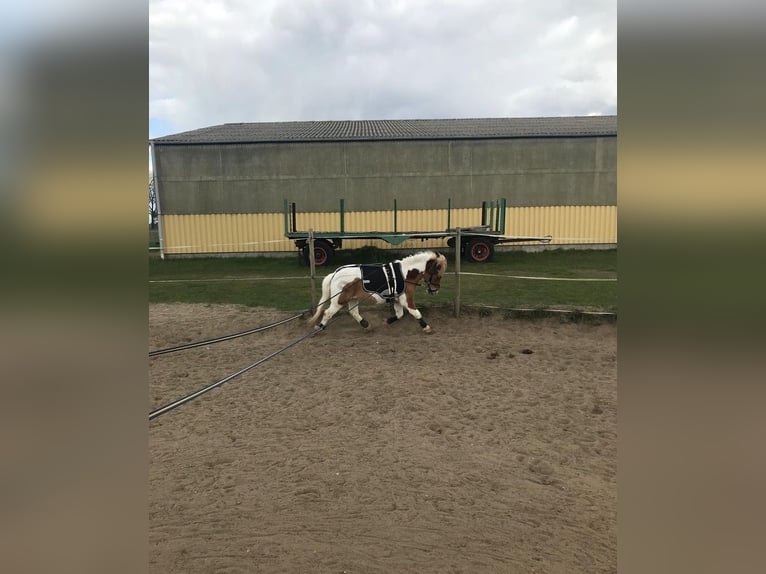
360 319 370 329
422 326 433 334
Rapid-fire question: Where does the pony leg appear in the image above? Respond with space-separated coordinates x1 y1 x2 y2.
347 301 371 330
310 273 334 325
386 300 405 324
401 287 432 333
316 300 343 330
400 297 432 334
409 308 432 333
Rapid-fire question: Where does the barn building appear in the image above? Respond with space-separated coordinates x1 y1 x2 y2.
150 115 616 259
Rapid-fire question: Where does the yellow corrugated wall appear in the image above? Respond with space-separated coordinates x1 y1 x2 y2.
505 206 617 244
161 213 293 254
160 206 616 254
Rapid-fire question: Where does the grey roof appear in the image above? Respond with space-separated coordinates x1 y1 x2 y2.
151 115 616 145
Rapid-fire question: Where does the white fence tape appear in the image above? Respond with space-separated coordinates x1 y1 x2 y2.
456 272 616 282
150 273 616 284
149 276 308 284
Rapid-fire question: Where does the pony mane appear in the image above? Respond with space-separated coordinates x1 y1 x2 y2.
397 250 446 274
399 250 438 264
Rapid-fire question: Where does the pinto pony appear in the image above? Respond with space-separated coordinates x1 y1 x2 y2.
310 250 447 334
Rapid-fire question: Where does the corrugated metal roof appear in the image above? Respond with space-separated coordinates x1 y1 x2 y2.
151 115 617 144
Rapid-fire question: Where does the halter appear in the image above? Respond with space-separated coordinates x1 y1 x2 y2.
424 263 442 294
405 258 442 294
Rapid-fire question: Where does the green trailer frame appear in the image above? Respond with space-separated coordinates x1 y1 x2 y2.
284 198 552 266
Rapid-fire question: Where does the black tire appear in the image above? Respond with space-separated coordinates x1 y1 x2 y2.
465 237 495 263
302 240 335 266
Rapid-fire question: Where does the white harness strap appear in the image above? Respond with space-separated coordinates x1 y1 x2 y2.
384 262 399 297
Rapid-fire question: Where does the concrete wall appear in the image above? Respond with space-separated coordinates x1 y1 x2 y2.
155 136 616 215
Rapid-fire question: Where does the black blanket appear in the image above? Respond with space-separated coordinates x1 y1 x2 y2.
359 262 404 299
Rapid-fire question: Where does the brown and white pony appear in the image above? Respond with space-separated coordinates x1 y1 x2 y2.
310 250 447 333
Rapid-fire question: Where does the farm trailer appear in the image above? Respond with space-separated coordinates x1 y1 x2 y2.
284 198 552 266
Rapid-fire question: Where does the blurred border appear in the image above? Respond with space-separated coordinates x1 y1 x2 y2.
619 3 766 573
3 2 766 573
1 4 148 574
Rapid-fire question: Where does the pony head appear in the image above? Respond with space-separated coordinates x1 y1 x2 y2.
424 252 447 295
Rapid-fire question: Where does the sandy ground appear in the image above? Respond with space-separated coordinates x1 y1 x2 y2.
149 303 616 573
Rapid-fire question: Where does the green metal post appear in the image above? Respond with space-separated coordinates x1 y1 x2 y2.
339 198 345 232
283 199 289 234
447 198 451 230
498 198 506 233
488 201 495 231
394 199 398 233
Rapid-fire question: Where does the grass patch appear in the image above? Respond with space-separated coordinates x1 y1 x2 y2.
149 248 617 313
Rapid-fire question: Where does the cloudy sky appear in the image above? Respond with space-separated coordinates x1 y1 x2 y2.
149 0 616 138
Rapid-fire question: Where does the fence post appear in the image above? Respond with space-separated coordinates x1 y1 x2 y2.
454 228 461 318
308 229 317 308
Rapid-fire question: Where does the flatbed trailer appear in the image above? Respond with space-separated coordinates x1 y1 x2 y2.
284 198 552 265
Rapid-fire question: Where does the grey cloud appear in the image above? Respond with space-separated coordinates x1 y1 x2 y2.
150 0 615 134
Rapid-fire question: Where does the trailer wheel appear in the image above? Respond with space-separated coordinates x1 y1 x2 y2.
302 240 335 266
466 237 495 263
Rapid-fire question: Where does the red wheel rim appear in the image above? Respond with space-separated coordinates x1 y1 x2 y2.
470 242 490 262
314 248 328 265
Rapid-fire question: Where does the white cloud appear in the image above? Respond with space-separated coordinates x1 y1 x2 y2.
540 15 580 45
149 0 616 135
